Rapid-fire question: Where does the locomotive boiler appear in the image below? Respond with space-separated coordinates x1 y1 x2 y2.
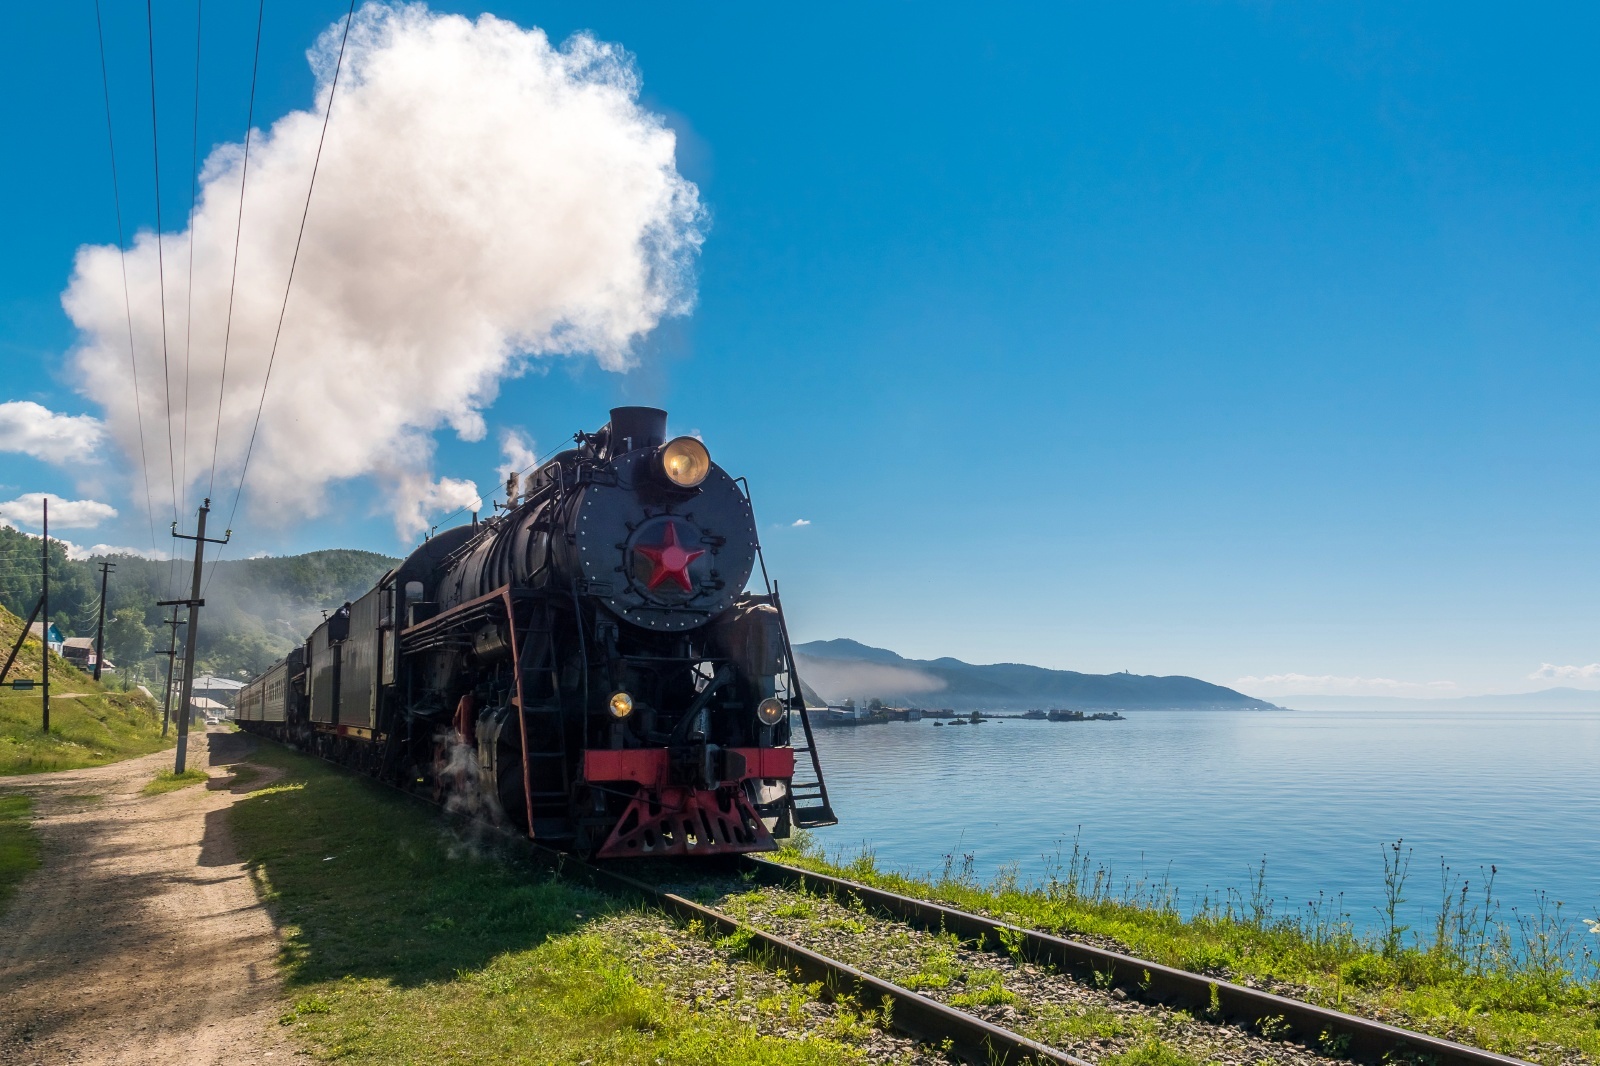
235 407 836 857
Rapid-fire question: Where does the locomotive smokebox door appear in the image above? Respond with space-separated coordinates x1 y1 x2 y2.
570 450 759 631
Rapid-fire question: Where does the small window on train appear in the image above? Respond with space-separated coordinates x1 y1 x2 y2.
405 580 424 602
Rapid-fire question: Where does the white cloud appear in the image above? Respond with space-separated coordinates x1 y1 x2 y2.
791 518 811 527
63 5 702 538
1234 672 1461 699
0 401 107 465
1528 663 1600 683
0 493 118 530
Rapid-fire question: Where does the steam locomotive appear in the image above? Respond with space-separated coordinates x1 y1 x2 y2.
234 407 836 857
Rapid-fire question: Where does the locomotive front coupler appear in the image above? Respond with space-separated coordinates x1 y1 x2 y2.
668 741 747 791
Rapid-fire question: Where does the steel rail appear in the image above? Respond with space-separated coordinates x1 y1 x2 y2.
738 857 1531 1066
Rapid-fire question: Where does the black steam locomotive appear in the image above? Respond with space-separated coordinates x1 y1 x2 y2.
235 407 835 857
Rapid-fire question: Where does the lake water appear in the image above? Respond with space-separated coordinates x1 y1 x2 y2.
806 708 1600 937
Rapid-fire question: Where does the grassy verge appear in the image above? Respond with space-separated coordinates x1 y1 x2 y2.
0 791 41 916
0 607 171 774
776 836 1600 1064
142 768 210 795
230 746 909 1065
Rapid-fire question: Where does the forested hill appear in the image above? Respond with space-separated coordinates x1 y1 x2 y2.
793 638 1275 711
0 523 396 681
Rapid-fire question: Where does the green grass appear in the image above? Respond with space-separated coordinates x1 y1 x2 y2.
0 620 171 775
776 835 1600 1064
225 764 262 787
229 746 896 1065
141 768 209 795
0 791 41 916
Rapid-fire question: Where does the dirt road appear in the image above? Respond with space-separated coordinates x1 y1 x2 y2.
0 730 304 1065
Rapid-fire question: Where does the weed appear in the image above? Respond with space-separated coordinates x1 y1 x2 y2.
996 924 1028 962
141 768 208 795
1104 1036 1207 1066
1319 1029 1353 1056
1379 839 1413 958
1256 1014 1290 1040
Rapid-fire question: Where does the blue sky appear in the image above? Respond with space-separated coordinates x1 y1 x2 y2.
1 2 1597 698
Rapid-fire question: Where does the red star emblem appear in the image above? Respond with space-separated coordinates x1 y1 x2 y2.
634 521 705 592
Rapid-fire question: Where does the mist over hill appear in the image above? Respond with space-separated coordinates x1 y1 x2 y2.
793 638 1275 711
0 524 396 680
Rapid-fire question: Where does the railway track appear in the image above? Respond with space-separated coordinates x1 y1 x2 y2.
538 847 1535 1066
243 734 1535 1066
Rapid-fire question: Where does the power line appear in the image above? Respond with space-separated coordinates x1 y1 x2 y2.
223 0 356 536
143 0 179 529
180 0 203 523
92 0 160 558
207 0 265 501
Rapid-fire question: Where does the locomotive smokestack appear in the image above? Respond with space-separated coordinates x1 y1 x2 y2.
608 407 668 455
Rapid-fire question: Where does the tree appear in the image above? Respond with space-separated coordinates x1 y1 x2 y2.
868 697 885 711
104 607 152 667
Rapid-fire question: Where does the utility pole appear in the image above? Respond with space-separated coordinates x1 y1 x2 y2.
41 497 49 733
93 561 115 681
169 499 229 773
153 605 185 736
0 595 42 686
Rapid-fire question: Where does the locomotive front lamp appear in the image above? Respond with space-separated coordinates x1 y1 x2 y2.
756 697 785 726
608 691 635 719
659 436 711 488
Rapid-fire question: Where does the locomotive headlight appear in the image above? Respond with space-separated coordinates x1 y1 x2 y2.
659 436 711 488
756 697 785 726
608 691 635 719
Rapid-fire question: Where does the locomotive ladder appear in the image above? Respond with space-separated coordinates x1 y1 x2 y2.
515 598 571 820
772 583 837 830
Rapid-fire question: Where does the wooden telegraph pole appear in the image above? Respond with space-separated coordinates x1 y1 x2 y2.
169 499 229 773
41 497 49 733
93 560 115 681
154 605 185 737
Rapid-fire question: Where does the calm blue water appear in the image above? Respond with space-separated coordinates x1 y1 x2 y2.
807 708 1600 935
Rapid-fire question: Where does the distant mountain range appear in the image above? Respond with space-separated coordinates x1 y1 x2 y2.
1277 687 1600 712
792 638 1275 711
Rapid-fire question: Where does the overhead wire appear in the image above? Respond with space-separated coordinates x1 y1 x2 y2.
144 0 183 600
207 0 265 502
93 0 160 560
208 0 357 591
180 0 203 524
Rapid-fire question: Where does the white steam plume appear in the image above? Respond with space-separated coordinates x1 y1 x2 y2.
496 429 538 484
64 3 703 538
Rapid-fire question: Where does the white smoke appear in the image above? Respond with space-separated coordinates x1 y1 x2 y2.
63 3 703 538
496 429 538 483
